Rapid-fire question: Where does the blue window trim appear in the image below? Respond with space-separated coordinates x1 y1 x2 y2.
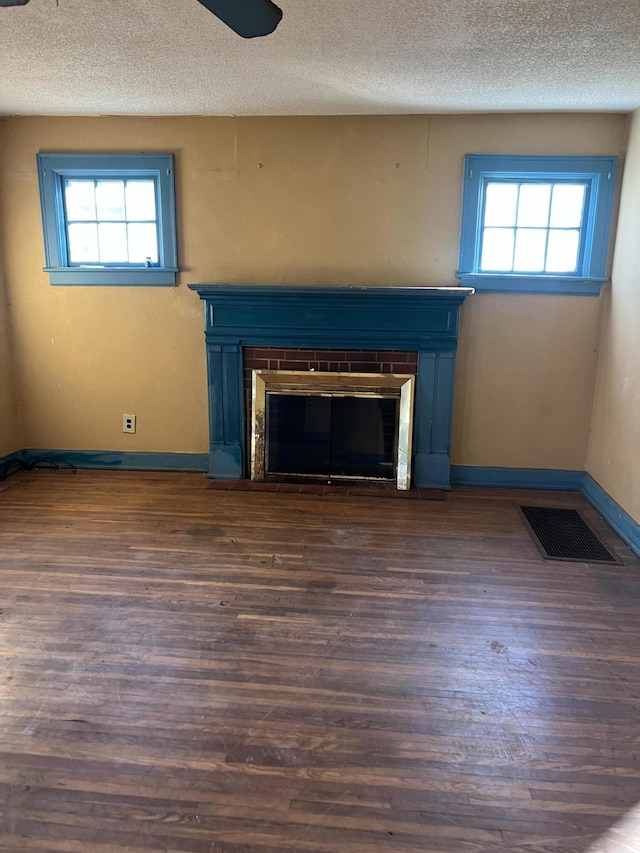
37 153 178 286
457 154 617 296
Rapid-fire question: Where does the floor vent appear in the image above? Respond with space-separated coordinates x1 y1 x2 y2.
519 506 620 564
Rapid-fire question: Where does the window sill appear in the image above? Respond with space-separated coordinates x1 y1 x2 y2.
44 267 178 286
456 273 605 296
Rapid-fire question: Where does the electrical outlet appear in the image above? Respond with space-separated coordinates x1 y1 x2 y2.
122 414 136 434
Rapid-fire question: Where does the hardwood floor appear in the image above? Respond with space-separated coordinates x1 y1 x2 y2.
0 469 639 853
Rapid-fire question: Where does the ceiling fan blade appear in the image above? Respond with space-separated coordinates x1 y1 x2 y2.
196 0 282 38
0 1 30 6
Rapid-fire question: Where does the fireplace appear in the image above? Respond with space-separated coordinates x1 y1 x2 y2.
188 284 473 490
251 369 415 489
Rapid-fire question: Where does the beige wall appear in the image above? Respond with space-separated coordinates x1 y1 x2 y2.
0 270 20 458
0 123 21 458
0 114 626 466
587 110 640 522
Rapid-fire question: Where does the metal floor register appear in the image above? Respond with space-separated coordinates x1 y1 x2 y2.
519 506 620 564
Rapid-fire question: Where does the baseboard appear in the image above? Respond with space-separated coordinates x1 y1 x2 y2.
581 473 640 558
6 451 639 557
20 449 209 472
450 466 639 557
0 449 23 465
0 449 26 478
450 465 584 490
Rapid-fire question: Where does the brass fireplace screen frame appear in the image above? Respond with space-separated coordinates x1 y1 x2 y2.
251 370 415 490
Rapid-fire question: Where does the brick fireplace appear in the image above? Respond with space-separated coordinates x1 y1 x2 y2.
189 284 473 489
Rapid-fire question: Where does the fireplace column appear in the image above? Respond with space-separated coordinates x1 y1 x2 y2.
413 349 456 488
206 342 244 479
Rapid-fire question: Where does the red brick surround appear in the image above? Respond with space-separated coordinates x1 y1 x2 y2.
244 347 417 391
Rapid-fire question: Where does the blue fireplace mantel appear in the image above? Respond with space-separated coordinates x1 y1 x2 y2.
188 284 473 489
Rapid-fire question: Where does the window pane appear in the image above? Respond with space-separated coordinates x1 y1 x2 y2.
545 229 580 272
64 180 96 221
513 228 547 272
68 223 99 262
125 180 156 221
127 223 158 263
517 184 551 227
98 222 128 262
484 183 518 227
96 181 126 221
549 184 585 228
480 228 514 271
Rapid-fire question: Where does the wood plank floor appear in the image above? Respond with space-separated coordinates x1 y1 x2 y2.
0 469 639 853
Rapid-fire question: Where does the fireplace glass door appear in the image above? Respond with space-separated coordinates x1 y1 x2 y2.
266 393 398 480
251 370 415 490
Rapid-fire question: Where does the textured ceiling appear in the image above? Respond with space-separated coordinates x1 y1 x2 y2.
1 0 639 116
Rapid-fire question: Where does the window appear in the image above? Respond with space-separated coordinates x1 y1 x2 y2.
37 153 178 286
457 155 617 295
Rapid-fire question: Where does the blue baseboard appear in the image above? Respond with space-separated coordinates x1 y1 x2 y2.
450 465 584 490
20 449 208 472
0 449 24 468
581 473 640 558
451 465 639 558
5 451 639 558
